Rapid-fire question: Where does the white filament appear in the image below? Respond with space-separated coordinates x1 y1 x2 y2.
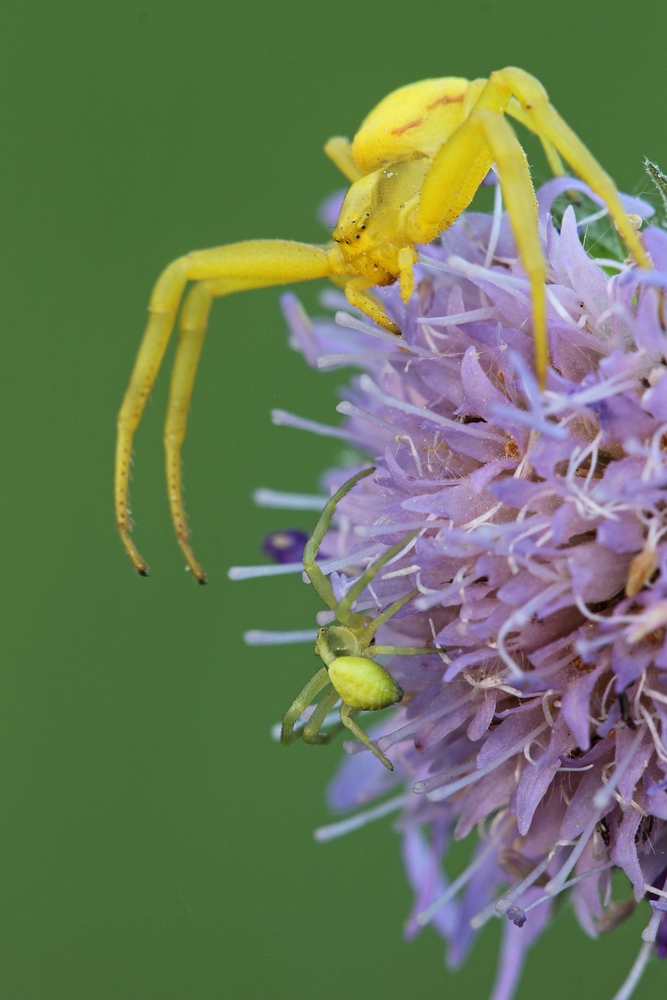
271 408 353 440
252 488 326 510
243 629 318 645
313 794 408 842
417 307 497 328
228 543 381 580
427 722 549 802
593 725 647 811
417 833 501 926
610 942 653 1000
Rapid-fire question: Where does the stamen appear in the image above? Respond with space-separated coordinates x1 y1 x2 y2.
593 724 647 810
497 581 570 677
381 564 421 579
358 375 507 441
644 883 667 901
313 793 408 842
416 307 497 327
417 832 502 926
626 601 667 644
252 488 326 510
460 501 504 530
545 813 606 897
428 617 451 665
399 434 424 477
543 373 640 417
545 286 580 328
644 686 667 706
355 520 449 536
610 942 654 1000
412 760 479 794
639 705 667 763
484 178 504 269
495 847 558 914
574 594 635 626
643 908 663 942
520 860 614 917
576 207 609 228
427 722 549 802
336 400 400 434
243 629 319 645
585 258 627 271
317 351 395 368
228 543 381 580
271 408 353 440
334 310 435 357
431 255 531 302
228 561 309 580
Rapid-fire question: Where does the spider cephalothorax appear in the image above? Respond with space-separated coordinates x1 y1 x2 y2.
116 67 649 582
280 467 433 770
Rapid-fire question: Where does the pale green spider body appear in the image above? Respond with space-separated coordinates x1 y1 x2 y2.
281 467 433 771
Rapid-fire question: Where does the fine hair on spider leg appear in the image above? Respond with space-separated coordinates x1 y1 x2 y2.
280 468 433 770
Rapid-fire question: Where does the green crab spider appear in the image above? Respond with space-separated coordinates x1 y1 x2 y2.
281 467 433 771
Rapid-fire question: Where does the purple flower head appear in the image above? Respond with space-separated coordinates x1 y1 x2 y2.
241 174 667 1000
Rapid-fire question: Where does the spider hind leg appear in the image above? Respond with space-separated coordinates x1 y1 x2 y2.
340 704 394 771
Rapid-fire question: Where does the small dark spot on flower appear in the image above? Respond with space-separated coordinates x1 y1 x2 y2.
618 691 637 730
636 815 654 845
597 817 611 847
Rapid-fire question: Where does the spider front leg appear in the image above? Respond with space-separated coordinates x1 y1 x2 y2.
324 136 364 183
116 240 342 581
492 67 649 269
301 466 375 610
301 686 342 744
411 105 549 381
343 277 401 335
411 67 651 387
335 532 419 626
280 666 330 745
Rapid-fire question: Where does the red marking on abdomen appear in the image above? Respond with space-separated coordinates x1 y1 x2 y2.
391 117 424 136
426 93 465 110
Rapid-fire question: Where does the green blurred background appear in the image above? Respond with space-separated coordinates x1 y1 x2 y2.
0 0 666 996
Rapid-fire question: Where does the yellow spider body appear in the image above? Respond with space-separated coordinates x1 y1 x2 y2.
116 68 649 582
327 657 402 713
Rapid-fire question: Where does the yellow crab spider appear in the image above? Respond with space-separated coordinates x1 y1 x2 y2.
116 67 650 582
280 467 433 770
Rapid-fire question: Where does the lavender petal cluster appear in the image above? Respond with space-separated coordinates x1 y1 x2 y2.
263 177 667 999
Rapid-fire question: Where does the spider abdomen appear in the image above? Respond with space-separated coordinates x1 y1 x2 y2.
328 656 403 711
